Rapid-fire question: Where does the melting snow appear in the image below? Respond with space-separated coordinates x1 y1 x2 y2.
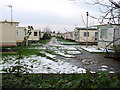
55 51 75 58
59 46 77 50
0 55 86 74
98 68 108 71
29 47 47 50
43 52 56 58
67 51 81 55
81 46 113 52
101 65 108 68
109 71 115 73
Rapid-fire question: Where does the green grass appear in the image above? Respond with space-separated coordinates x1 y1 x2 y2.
56 37 80 45
44 49 56 55
39 37 52 44
56 37 75 43
2 46 40 58
1 37 52 57
2 71 120 88
36 52 46 57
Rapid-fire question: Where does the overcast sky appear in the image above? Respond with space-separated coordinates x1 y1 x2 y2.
0 0 119 32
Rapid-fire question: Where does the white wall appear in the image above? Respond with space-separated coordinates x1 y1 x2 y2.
28 30 40 41
0 21 19 47
98 25 114 49
16 27 26 43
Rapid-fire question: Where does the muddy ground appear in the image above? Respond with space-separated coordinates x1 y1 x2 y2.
47 37 120 73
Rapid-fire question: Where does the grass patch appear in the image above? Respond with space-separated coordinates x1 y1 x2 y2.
56 37 77 43
56 37 79 45
44 49 56 55
36 52 58 62
1 37 52 57
2 71 120 88
2 48 40 58
46 56 58 62
36 52 46 57
39 37 52 44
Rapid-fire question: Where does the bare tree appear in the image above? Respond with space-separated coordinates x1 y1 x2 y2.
85 0 120 24
22 26 33 46
70 0 120 24
44 26 51 34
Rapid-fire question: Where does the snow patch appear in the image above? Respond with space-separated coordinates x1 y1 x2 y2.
43 52 56 58
55 51 75 58
67 51 81 55
29 47 47 50
81 46 113 52
60 46 77 50
98 68 108 71
1 55 86 74
109 71 115 73
101 65 108 68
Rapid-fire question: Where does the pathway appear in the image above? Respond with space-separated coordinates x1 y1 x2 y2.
47 37 120 73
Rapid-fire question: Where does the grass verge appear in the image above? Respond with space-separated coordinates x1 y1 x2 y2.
2 71 120 88
1 37 52 57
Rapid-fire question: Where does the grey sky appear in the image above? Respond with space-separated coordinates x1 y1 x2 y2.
1 0 119 32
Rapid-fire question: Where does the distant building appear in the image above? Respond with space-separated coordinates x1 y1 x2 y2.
61 33 65 39
0 20 19 47
97 24 120 49
74 27 98 45
71 31 76 41
64 32 72 40
16 27 27 43
70 32 74 40
51 32 57 37
73 29 79 42
28 29 40 42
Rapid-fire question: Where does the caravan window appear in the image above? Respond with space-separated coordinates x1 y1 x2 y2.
34 32 37 36
84 32 89 37
16 30 18 36
100 29 107 39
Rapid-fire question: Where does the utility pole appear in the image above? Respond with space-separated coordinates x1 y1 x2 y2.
5 5 13 25
86 12 89 48
118 2 120 45
8 5 13 25
1 4 13 25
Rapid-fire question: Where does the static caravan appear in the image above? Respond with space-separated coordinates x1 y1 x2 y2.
0 20 19 47
97 24 120 49
74 27 98 45
28 30 40 42
16 27 27 43
64 32 72 40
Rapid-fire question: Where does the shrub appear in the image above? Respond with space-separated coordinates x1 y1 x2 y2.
43 33 51 40
112 45 120 60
